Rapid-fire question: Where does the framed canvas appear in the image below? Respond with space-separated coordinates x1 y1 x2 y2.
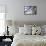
24 6 37 15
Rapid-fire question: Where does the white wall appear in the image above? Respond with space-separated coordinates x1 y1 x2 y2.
0 0 46 22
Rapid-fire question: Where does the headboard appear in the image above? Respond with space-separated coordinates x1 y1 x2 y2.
15 21 46 27
6 20 46 27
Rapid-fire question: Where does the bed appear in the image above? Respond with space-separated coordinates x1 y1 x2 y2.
11 21 46 46
11 33 46 46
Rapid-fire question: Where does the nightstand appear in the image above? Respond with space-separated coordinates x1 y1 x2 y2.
0 36 13 46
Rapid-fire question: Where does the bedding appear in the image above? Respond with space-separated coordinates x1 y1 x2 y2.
32 26 41 35
19 27 32 35
11 33 46 46
8 26 19 36
24 24 32 35
42 25 46 34
24 27 32 35
19 27 25 34
24 24 32 28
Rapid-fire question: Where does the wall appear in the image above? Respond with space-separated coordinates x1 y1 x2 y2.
0 0 46 22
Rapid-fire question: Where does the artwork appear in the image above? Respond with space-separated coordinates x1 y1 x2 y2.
24 6 37 15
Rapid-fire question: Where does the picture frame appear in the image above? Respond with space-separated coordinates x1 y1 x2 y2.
24 6 37 15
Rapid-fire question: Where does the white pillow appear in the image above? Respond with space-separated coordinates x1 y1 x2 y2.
32 26 41 35
24 24 32 35
24 27 32 35
19 27 25 34
41 25 45 35
42 25 46 33
24 24 32 29
8 26 19 36
19 27 32 35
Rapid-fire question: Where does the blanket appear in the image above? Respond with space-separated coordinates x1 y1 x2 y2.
11 33 46 46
